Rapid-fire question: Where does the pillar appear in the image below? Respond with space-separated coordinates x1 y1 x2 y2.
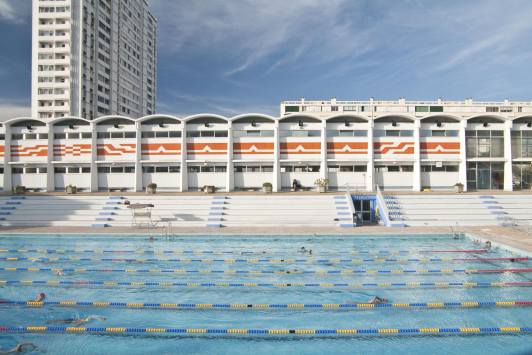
320 120 327 180
504 120 513 191
459 120 468 191
412 120 421 191
273 120 281 192
366 119 374 192
3 124 12 192
46 123 55 192
179 121 188 192
90 122 98 192
226 121 234 192
134 121 142 192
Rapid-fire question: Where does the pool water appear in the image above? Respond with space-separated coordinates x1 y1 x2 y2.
1 234 532 354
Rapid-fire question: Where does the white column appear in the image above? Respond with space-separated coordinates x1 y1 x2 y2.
412 120 421 191
273 120 281 192
134 122 142 192
46 123 55 192
504 120 513 191
226 121 234 192
459 120 468 191
179 121 188 192
90 123 98 192
366 119 374 191
3 125 12 192
320 120 327 180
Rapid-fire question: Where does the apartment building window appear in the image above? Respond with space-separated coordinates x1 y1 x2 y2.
279 130 321 137
420 130 459 137
374 165 413 172
511 131 532 158
430 106 443 112
327 130 367 137
97 96 110 105
285 106 299 113
360 106 373 112
501 107 513 113
486 107 499 113
327 165 367 172
38 53 53 59
56 6 71 12
466 130 504 158
39 7 55 13
38 88 53 95
343 106 357 111
143 166 180 173
38 65 54 71
233 130 274 138
186 131 228 138
331 106 339 112
280 166 320 172
374 130 414 137
38 77 54 83
415 106 429 112
421 165 459 172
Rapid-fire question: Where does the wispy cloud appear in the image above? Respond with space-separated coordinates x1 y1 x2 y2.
0 0 27 24
0 100 30 121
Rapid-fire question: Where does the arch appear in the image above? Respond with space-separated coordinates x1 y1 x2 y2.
51 117 91 126
278 113 323 123
139 115 182 125
325 113 370 123
7 118 47 127
184 114 229 124
374 113 417 123
512 115 532 124
230 113 276 124
94 115 136 126
467 115 508 124
420 114 464 123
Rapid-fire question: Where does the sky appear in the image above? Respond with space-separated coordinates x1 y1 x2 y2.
0 0 532 120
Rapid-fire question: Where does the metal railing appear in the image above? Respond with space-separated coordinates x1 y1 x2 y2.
375 185 390 226
497 217 530 236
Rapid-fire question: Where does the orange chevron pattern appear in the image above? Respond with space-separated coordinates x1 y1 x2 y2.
420 142 461 154
233 142 274 155
0 145 4 158
97 143 136 156
280 142 321 155
11 145 48 157
141 143 181 156
327 142 368 154
187 143 227 155
374 142 415 155
53 144 91 157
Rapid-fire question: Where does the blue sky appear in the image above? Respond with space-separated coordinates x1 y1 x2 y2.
1 0 532 120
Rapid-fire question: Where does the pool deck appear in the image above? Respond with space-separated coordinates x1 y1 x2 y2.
0 224 531 255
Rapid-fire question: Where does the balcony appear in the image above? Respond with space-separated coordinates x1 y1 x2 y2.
53 45 71 54
54 68 71 77
54 104 71 112
53 58 70 66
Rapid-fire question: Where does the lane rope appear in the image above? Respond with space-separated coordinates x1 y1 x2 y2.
1 257 526 263
0 249 489 255
0 326 529 335
1 267 532 275
3 300 532 310
2 280 532 288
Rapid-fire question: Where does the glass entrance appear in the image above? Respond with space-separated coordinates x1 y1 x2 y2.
466 162 504 190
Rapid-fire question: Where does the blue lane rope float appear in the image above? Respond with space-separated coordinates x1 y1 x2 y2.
1 257 525 263
0 326 530 335
0 249 489 255
3 300 531 310
2 267 532 275
2 280 532 288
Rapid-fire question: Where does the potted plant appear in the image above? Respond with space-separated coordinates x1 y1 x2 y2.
314 178 329 193
454 182 464 193
14 185 24 194
147 183 157 194
65 184 77 194
204 185 215 194
262 182 273 194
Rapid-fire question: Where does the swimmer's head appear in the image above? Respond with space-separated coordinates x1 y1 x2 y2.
383 298 388 302
510 258 515 262
39 293 45 298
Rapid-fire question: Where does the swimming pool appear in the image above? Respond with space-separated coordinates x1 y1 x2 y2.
1 234 532 354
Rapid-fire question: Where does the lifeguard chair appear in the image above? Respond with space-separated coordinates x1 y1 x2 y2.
128 204 157 229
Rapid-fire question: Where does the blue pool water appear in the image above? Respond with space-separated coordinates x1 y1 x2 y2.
1 234 532 354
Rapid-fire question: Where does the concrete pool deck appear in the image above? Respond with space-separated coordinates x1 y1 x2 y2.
0 224 531 255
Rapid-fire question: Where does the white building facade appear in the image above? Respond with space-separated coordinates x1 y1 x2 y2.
32 0 157 121
1 98 532 193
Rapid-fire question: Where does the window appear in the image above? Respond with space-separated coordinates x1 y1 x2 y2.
343 106 357 111
415 106 429 112
25 168 37 174
111 167 124 173
430 106 443 112
81 167 91 173
39 167 47 174
98 167 110 173
285 106 299 113
25 134 37 140
169 166 180 173
187 166 200 173
124 167 135 173
54 167 66 174
215 166 226 173
11 134 23 140
142 131 155 138
262 166 274 172
156 167 169 173
466 131 505 158
81 132 92 139
67 133 79 139
97 132 111 139
201 166 214 172
354 166 367 172
111 132 123 139
187 132 200 138
67 167 80 174
124 132 136 138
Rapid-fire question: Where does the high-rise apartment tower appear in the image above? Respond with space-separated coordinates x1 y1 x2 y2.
31 0 157 120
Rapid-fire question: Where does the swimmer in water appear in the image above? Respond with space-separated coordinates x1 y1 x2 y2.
374 252 396 260
471 239 482 244
30 293 45 302
44 316 106 327
0 343 36 354
485 241 491 248
300 247 306 253
308 250 312 255
55 270 76 276
346 296 388 305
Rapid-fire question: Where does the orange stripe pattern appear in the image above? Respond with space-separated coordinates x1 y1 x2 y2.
53 144 91 157
420 142 460 155
327 142 368 154
0 145 4 158
11 145 48 157
233 143 274 155
97 144 136 156
141 143 181 156
374 142 415 155
280 142 321 155
187 143 227 155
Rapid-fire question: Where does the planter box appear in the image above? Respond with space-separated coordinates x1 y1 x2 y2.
14 187 24 194
454 185 464 193
146 187 156 194
263 186 273 194
204 186 215 194
317 186 327 193
66 186 77 194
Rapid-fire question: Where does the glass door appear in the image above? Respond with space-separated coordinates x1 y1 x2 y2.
477 162 491 189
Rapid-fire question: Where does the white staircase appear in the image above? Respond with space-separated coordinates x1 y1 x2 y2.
385 194 532 227
0 194 352 228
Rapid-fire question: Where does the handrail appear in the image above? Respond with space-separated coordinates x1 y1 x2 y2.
375 185 390 226
345 188 356 227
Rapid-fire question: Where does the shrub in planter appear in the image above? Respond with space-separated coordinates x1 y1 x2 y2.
262 182 273 194
147 183 157 194
14 185 24 194
204 185 215 194
454 182 464 193
314 178 329 193
65 184 77 194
